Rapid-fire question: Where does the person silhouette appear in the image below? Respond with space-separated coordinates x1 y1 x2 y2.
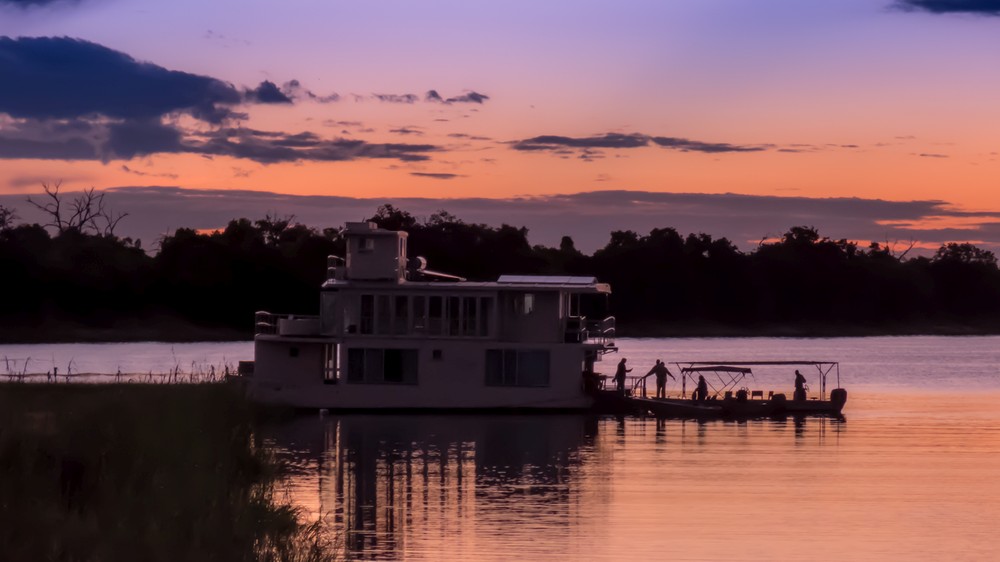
695 374 709 402
614 358 632 395
647 360 675 399
794 370 807 401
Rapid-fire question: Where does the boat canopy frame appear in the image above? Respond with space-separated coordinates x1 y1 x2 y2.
673 361 840 400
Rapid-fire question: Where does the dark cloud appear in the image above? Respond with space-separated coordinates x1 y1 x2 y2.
446 91 489 104
511 132 766 155
0 118 101 159
410 172 462 180
281 80 339 103
105 120 184 159
425 90 490 104
512 133 649 151
187 128 437 163
448 133 493 141
918 152 949 158
374 93 419 104
651 136 765 153
390 127 424 136
427 90 491 104
0 0 77 7
120 165 178 180
0 119 438 164
894 1 1000 15
0 37 242 124
7 187 999 256
0 135 97 159
245 80 293 104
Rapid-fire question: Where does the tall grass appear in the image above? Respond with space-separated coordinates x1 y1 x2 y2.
0 384 335 562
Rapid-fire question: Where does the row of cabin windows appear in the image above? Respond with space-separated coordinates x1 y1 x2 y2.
354 294 495 337
341 347 550 387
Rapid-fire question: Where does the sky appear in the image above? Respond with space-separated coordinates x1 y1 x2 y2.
1 0 1000 252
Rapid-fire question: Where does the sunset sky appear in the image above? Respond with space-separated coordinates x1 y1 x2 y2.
2 0 1000 252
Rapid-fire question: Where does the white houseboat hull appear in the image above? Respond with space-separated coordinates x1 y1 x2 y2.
251 336 600 410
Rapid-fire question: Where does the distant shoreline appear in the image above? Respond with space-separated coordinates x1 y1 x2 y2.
2 318 999 344
617 321 1000 339
0 318 249 344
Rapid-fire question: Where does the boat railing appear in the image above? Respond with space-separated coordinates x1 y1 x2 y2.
584 316 616 346
254 311 323 336
255 311 278 335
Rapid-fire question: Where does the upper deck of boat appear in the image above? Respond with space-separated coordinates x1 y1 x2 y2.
322 275 611 294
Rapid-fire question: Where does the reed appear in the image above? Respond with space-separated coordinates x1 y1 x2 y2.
0 383 335 562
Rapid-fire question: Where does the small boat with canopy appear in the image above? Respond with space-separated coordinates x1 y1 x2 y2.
621 361 847 419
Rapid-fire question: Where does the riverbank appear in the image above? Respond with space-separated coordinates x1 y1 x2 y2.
0 315 250 343
0 383 334 561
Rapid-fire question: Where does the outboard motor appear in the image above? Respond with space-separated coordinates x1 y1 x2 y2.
830 388 848 411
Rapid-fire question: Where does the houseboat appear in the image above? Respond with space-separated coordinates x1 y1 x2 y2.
249 221 618 410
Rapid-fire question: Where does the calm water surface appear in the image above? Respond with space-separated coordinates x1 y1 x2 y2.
2 336 999 560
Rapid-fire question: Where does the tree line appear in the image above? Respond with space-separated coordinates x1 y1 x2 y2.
1 197 999 340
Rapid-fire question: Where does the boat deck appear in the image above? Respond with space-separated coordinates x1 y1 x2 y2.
593 390 846 419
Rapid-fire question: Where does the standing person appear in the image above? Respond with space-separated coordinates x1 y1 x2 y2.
794 370 807 401
651 360 675 399
614 358 632 395
695 374 709 402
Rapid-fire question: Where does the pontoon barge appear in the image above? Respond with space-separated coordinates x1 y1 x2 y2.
599 361 847 418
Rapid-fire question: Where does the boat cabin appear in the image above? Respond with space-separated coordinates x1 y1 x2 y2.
251 222 617 409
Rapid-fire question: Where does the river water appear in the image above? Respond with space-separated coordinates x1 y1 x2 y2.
2 336 999 560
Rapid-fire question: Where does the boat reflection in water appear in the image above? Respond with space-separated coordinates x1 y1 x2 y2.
265 413 846 560
267 414 602 560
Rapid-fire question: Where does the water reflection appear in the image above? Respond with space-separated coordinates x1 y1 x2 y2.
267 415 596 560
267 413 853 560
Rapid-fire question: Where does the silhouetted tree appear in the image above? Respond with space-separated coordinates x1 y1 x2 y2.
3 204 1000 340
0 204 17 233
26 182 128 236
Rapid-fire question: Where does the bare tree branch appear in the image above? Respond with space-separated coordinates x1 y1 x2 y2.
0 204 17 232
26 182 128 236
26 181 66 232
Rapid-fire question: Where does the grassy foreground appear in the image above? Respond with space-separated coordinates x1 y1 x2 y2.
0 383 334 562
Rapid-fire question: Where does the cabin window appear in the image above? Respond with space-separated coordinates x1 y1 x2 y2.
323 344 338 384
376 295 391 334
346 348 418 384
462 297 477 336
448 296 461 335
432 349 443 360
485 349 550 387
360 294 374 334
393 295 408 335
321 292 338 335
429 296 444 335
522 293 535 315
411 296 427 333
358 236 374 252
289 347 300 358
479 297 493 336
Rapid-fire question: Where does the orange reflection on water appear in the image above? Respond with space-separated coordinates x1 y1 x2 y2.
271 391 1000 561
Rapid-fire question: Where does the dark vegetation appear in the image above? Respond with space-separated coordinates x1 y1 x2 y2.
2 192 999 341
0 383 336 561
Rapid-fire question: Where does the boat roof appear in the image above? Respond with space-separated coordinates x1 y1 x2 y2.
681 366 753 374
677 361 837 366
497 275 598 285
323 278 611 293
